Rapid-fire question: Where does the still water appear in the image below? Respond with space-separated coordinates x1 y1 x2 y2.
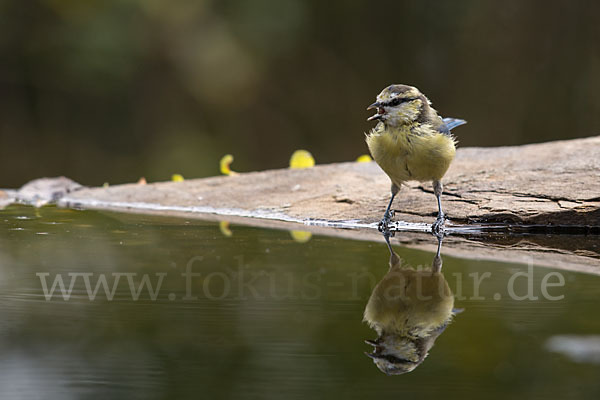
1 205 599 399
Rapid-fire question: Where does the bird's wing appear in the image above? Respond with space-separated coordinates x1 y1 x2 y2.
440 117 467 134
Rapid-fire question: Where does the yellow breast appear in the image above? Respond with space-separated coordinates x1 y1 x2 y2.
366 123 456 186
363 266 454 336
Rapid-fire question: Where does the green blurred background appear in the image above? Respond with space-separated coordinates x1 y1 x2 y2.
1 0 599 187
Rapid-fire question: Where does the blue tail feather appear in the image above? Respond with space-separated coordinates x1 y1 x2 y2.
442 117 467 131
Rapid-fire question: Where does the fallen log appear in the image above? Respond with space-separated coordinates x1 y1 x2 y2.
57 136 600 230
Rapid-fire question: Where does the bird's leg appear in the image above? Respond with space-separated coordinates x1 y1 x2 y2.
383 229 394 256
378 183 400 233
383 229 400 268
432 180 445 234
432 233 443 273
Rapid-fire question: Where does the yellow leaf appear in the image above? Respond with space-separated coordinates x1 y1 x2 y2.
289 150 315 169
171 174 184 182
219 221 233 237
220 154 238 176
356 154 372 163
290 230 312 243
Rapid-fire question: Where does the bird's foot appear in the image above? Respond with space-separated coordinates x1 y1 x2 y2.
432 213 446 236
378 210 395 234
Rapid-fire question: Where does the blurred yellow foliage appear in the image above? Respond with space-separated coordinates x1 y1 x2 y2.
290 230 312 243
289 150 315 169
220 154 238 176
219 221 233 237
171 174 184 182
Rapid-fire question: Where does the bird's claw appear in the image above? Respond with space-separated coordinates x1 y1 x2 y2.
378 210 395 234
377 219 389 233
431 214 446 237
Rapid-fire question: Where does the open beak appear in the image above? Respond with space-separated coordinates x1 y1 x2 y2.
367 102 385 121
364 351 383 360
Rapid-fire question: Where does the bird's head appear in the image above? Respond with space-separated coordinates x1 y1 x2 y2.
367 84 430 126
364 335 424 375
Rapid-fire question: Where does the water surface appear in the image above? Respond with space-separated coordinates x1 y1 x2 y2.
1 205 599 399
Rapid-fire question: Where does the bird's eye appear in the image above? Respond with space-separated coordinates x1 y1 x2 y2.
386 97 417 107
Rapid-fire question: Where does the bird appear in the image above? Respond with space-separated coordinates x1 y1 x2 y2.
363 234 457 375
365 84 466 234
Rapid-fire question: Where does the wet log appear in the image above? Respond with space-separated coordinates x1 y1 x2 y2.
56 136 600 229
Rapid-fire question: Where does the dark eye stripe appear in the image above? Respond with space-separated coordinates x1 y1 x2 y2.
385 97 417 107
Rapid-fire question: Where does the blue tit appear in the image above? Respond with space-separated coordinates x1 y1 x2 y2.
364 235 457 375
366 84 466 234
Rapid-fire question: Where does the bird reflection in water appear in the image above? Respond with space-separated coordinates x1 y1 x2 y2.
364 232 460 375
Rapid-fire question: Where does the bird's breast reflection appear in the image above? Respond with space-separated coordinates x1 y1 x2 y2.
363 234 459 375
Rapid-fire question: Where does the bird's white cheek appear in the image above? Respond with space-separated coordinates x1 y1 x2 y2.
385 112 409 125
396 106 420 123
